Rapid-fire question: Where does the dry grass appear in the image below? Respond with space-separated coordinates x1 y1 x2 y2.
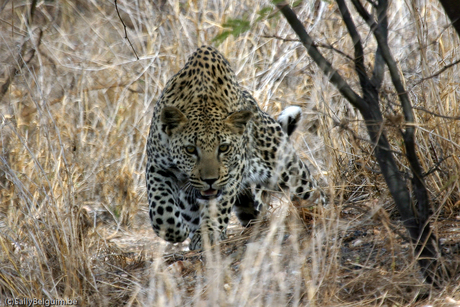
0 0 459 306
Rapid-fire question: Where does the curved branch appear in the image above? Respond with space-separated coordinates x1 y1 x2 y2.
370 0 388 89
351 0 414 128
261 35 354 61
351 0 440 284
115 0 139 60
277 0 443 285
351 0 431 221
0 0 39 102
275 1 368 112
336 0 369 90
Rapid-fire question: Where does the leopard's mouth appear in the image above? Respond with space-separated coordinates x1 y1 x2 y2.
198 189 222 200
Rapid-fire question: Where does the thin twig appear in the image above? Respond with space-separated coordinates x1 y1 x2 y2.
336 0 368 90
412 106 460 120
423 155 452 177
275 1 367 112
0 0 40 102
0 0 11 14
413 59 460 86
261 34 354 61
331 117 404 156
20 83 142 117
351 0 414 127
114 0 139 60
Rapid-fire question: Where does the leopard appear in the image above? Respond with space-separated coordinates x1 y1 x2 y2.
146 46 325 250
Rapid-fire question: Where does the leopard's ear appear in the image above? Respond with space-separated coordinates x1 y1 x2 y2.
160 106 188 136
224 110 253 135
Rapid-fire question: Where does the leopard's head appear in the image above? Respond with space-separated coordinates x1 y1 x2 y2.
160 106 252 199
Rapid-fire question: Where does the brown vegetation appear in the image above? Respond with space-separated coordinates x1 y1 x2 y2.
0 0 459 306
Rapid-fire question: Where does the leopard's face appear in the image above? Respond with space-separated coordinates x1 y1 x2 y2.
160 106 252 199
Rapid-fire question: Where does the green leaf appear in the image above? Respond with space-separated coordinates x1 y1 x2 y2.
213 1 303 45
293 0 303 7
212 31 232 45
256 6 274 22
212 18 251 45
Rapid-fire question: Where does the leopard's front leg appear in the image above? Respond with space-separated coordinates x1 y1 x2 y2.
189 192 233 250
146 164 190 243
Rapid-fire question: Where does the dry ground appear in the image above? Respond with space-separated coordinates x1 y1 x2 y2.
1 0 460 306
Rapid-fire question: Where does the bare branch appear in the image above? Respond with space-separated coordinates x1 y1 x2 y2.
20 82 141 118
413 106 460 120
351 0 414 129
370 0 388 89
28 0 37 26
261 34 354 60
423 155 452 177
115 0 139 60
0 0 11 14
413 58 460 86
277 0 442 285
261 34 299 42
0 1 40 102
275 1 368 112
336 0 369 90
351 0 440 284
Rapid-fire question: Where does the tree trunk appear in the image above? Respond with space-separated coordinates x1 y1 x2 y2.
438 0 460 36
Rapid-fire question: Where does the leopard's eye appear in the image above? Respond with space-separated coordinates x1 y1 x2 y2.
185 146 197 154
218 144 229 153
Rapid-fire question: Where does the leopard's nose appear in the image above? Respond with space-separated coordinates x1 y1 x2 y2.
203 178 217 187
